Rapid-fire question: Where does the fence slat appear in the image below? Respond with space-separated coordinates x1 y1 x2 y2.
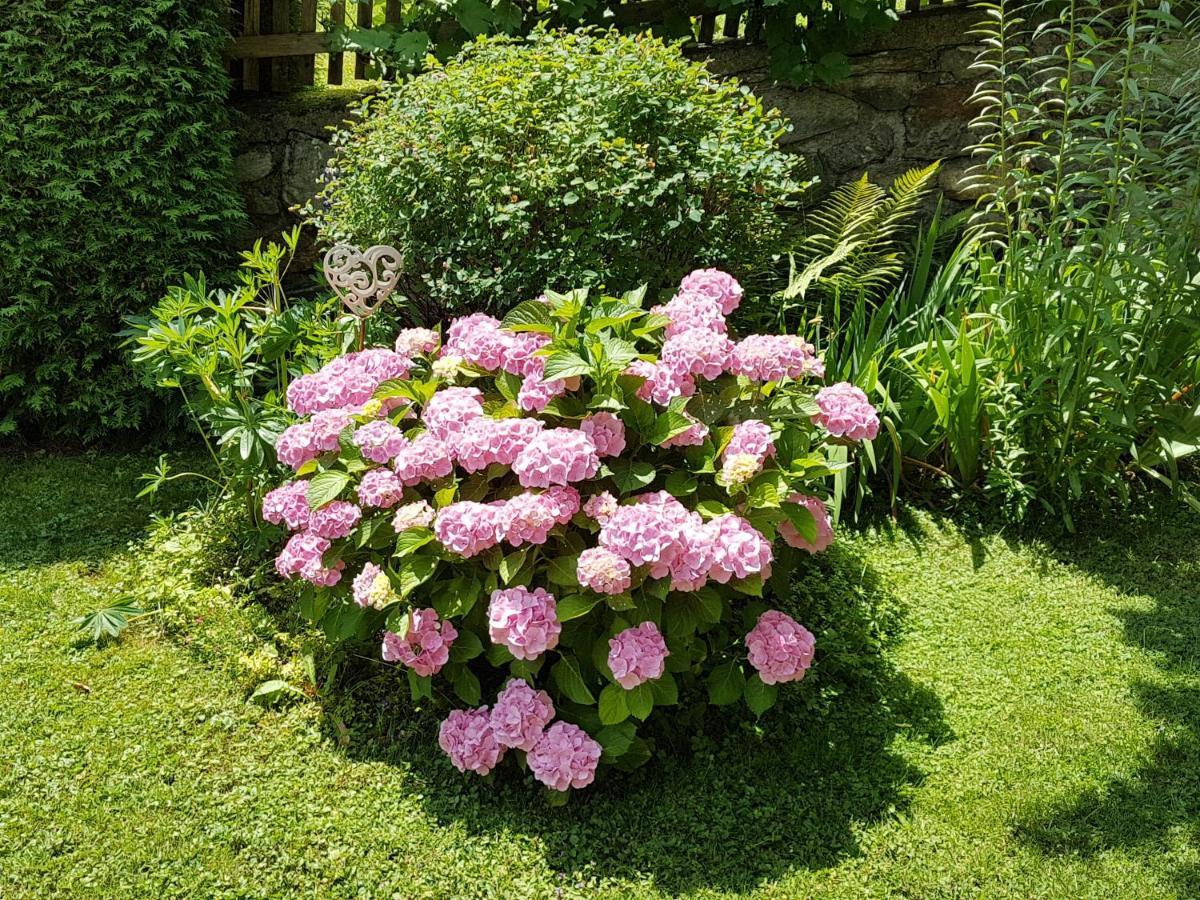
298 0 317 85
698 12 716 43
270 0 292 92
328 1 345 85
355 0 374 80
243 0 262 91
744 0 764 42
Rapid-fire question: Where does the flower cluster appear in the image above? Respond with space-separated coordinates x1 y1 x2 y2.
265 267 878 794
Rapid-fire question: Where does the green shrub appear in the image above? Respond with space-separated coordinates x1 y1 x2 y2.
0 0 244 442
308 29 809 321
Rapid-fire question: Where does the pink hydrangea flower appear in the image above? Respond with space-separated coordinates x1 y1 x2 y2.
678 268 744 315
517 374 567 412
262 481 310 530
661 413 709 448
745 610 816 685
512 428 600 488
655 292 727 338
452 416 543 473
275 409 351 470
721 420 775 483
352 420 408 463
306 501 362 539
438 708 505 775
382 608 457 676
275 532 343 586
502 492 560 547
650 516 717 591
358 467 405 509
628 360 696 406
577 547 632 595
392 434 454 485
660 327 734 381
705 515 773 583
541 486 581 523
778 493 834 553
579 413 626 458
395 327 440 358
583 491 619 524
813 382 880 441
434 501 506 558
528 722 602 791
499 332 553 378
487 586 560 660
490 679 555 751
352 562 392 608
598 491 692 566
728 335 823 382
286 349 411 415
607 622 669 689
392 500 435 532
443 314 509 371
422 386 484 443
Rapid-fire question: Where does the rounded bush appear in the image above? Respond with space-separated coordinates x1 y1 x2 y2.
308 30 806 320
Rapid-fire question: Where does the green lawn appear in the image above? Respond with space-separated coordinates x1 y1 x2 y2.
2 453 1197 898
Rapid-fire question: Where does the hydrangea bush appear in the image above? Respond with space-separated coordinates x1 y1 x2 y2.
263 270 879 793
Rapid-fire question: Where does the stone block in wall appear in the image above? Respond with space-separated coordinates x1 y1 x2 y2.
798 113 900 179
234 147 274 183
283 136 334 209
833 72 922 111
904 84 974 158
769 88 861 143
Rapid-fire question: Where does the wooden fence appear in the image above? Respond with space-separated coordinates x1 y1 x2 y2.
228 0 958 92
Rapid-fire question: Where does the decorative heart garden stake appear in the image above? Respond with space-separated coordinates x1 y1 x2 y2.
322 244 403 348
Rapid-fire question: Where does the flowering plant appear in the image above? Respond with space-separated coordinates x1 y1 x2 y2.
263 269 879 793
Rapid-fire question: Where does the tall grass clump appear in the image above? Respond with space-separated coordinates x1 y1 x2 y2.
965 0 1200 522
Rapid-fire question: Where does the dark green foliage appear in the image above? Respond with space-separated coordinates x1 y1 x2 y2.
0 0 244 442
309 30 810 322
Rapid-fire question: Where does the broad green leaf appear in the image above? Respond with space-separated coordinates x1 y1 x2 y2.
394 555 438 597
307 471 350 509
433 574 481 617
552 655 596 704
707 661 746 705
546 554 580 587
449 628 483 661
249 679 304 707
599 683 630 724
694 499 730 519
501 299 554 333
626 682 654 720
74 601 145 643
499 548 528 585
542 350 592 382
782 502 819 544
744 674 779 716
596 721 636 759
394 526 434 557
449 664 482 705
556 593 602 622
649 672 678 705
604 458 656 493
731 573 763 597
664 470 698 496
408 668 432 701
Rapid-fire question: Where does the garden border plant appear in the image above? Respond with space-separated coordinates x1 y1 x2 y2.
261 268 879 795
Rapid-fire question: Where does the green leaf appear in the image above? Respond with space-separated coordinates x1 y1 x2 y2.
664 470 698 496
249 679 304 707
449 664 482 705
694 587 724 622
648 409 696 445
501 299 554 333
556 593 602 622
546 554 580 587
731 573 763 597
74 601 145 643
449 628 483 661
707 661 746 705
599 683 631 724
542 351 592 382
605 458 656 493
626 682 654 720
394 526 434 557
552 655 596 704
307 471 350 509
783 502 819 544
432 574 481 617
649 672 678 705
694 499 730 519
486 642 515 666
394 555 438 597
744 674 779 716
408 668 432 701
499 548 528 585
596 721 637 759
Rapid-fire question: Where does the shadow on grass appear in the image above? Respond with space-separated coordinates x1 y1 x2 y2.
1013 490 1200 894
316 541 951 894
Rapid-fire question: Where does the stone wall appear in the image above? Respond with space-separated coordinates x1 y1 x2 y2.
229 7 982 254
702 8 982 200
